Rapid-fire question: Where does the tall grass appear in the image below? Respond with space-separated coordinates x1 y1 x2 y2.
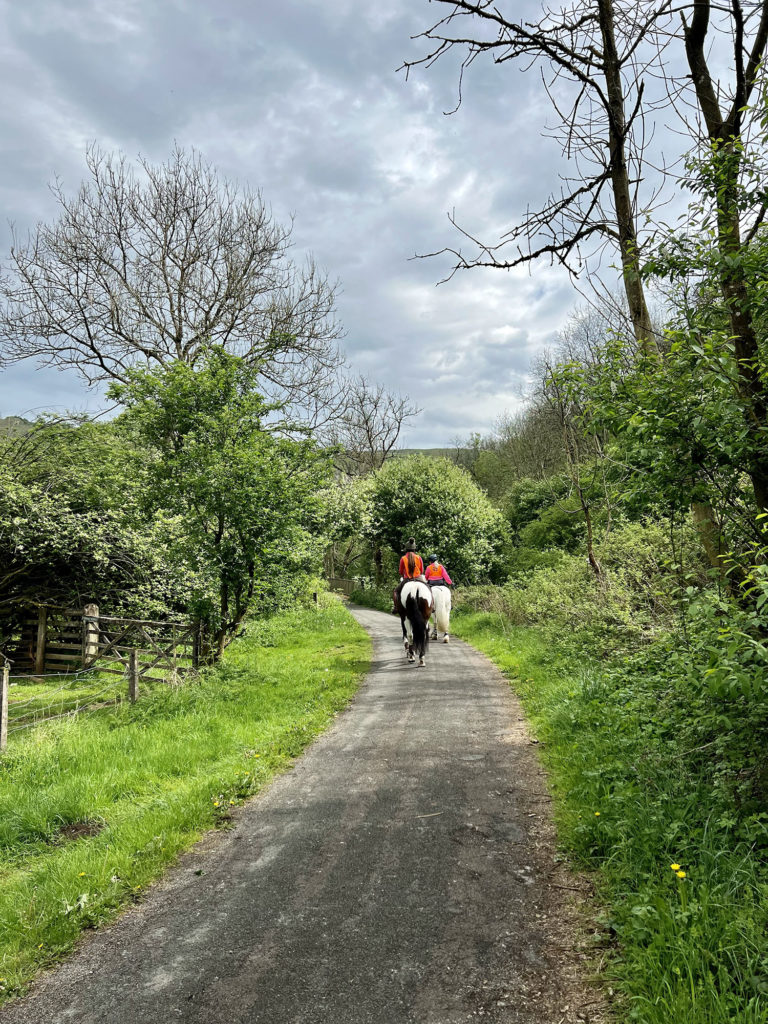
452 608 768 1023
0 598 370 1002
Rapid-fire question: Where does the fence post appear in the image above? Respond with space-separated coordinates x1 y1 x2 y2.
35 606 47 674
82 603 100 666
128 649 139 703
192 622 200 669
0 660 9 751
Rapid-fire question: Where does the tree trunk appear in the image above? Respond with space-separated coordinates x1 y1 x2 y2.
596 0 658 357
682 0 768 515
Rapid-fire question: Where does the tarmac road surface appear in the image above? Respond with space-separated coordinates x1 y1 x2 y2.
0 604 597 1024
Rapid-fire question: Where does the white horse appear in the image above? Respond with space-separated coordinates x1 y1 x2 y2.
429 585 452 643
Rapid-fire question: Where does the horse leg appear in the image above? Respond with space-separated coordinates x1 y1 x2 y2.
401 613 415 661
418 599 431 666
434 588 451 642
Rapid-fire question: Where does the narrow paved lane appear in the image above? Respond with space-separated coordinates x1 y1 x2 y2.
1 606 595 1024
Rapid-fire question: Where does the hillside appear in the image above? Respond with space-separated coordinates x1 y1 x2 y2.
0 415 33 436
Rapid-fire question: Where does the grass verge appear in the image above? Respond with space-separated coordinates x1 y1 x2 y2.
0 598 370 1003
451 607 768 1024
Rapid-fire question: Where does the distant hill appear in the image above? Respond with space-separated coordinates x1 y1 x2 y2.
393 448 462 460
0 415 33 437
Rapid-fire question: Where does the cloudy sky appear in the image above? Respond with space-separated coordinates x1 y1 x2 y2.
0 0 591 446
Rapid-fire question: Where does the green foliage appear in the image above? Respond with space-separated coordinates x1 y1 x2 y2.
590 334 759 522
517 496 592 552
110 349 330 650
366 454 508 583
314 478 373 544
460 518 693 645
0 422 185 624
348 586 393 613
1 351 334 651
503 475 570 540
453 607 768 1023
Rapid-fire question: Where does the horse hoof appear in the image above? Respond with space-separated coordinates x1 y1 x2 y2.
443 635 450 644
418 657 425 667
430 632 437 641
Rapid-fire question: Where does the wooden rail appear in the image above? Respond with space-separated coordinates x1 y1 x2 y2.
3 603 208 685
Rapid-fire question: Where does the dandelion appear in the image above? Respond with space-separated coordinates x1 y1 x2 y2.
594 811 600 817
78 872 86 877
670 863 681 871
676 870 686 879
213 801 220 807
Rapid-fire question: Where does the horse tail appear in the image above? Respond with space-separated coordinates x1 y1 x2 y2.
434 587 451 633
405 591 427 653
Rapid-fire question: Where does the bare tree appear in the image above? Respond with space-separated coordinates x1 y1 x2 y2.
401 0 675 355
0 145 344 419
322 375 420 586
329 375 421 476
404 0 768 583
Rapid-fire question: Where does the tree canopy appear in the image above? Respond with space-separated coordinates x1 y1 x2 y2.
366 454 508 583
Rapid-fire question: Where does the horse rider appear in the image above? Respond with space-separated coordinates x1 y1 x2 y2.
393 537 426 614
424 555 453 589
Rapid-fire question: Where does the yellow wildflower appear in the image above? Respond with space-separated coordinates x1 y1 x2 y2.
670 863 681 871
676 870 686 879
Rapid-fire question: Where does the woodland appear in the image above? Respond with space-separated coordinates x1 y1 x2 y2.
1 0 768 1019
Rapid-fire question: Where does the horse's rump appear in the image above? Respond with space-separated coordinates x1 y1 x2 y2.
431 585 452 634
400 580 433 662
401 580 433 610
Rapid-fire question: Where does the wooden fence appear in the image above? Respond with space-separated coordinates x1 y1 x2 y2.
4 603 207 678
0 604 210 749
327 577 360 597
0 655 9 753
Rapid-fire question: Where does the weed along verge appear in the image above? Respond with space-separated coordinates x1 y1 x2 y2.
451 607 768 1024
0 599 370 1004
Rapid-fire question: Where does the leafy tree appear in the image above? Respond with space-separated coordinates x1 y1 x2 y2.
0 421 187 648
504 476 571 541
366 454 508 583
316 478 375 580
110 349 330 656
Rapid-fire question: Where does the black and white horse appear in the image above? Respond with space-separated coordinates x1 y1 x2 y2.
399 580 434 666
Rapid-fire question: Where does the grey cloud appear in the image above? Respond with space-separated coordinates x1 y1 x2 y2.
0 0 586 447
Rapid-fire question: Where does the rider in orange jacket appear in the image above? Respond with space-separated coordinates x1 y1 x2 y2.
424 555 453 587
393 537 426 613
